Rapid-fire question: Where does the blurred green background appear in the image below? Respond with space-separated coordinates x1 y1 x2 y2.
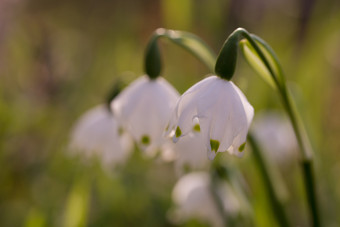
1 0 340 226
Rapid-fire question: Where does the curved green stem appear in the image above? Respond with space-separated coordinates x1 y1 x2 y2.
144 28 216 79
247 34 313 161
216 28 313 160
247 133 290 227
215 28 279 87
223 27 319 226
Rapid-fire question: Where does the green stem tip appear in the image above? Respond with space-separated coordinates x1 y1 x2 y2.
215 28 278 85
105 79 123 112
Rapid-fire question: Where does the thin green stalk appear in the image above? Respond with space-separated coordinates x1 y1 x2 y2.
233 28 320 227
211 159 256 227
247 133 290 227
250 34 313 160
209 181 229 227
249 34 319 227
144 28 216 79
302 160 320 227
281 89 319 227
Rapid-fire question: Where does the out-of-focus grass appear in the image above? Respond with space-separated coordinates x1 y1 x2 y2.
0 0 340 226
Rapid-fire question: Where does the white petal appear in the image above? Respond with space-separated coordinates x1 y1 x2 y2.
70 105 133 166
203 81 235 152
170 76 221 143
171 172 237 227
251 110 297 162
227 134 246 157
171 132 210 174
111 76 179 152
230 82 254 128
209 80 253 156
207 147 217 160
172 172 210 205
167 75 254 160
176 76 217 115
111 76 149 120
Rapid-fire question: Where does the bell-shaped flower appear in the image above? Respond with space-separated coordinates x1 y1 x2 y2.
69 105 133 168
252 110 297 163
169 172 240 227
111 76 179 155
169 132 210 175
166 75 254 159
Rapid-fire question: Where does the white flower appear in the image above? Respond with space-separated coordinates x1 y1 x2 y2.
170 172 240 227
166 75 254 160
111 76 179 155
70 105 132 167
170 132 210 175
252 110 297 163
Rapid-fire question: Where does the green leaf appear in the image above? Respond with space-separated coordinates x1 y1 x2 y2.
239 39 276 89
63 180 90 227
165 30 216 72
250 34 285 87
24 209 45 227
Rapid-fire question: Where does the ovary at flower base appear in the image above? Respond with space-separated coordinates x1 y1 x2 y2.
166 75 254 160
111 75 180 157
69 105 133 168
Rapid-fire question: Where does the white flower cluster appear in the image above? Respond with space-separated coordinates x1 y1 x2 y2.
70 75 254 171
69 75 253 225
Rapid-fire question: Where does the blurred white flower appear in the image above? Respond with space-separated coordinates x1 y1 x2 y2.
170 132 210 175
170 172 240 227
252 110 297 162
111 75 179 155
166 76 254 160
70 105 132 167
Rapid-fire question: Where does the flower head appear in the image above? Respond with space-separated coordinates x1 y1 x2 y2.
170 132 210 175
111 76 179 154
70 105 132 167
166 76 254 159
252 110 297 163
170 172 240 227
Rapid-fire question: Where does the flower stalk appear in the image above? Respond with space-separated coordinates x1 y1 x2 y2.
247 133 290 227
222 27 320 227
144 28 216 79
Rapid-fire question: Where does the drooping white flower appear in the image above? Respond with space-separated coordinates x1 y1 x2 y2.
252 110 297 163
166 75 254 160
70 105 133 167
170 172 240 227
111 76 179 155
